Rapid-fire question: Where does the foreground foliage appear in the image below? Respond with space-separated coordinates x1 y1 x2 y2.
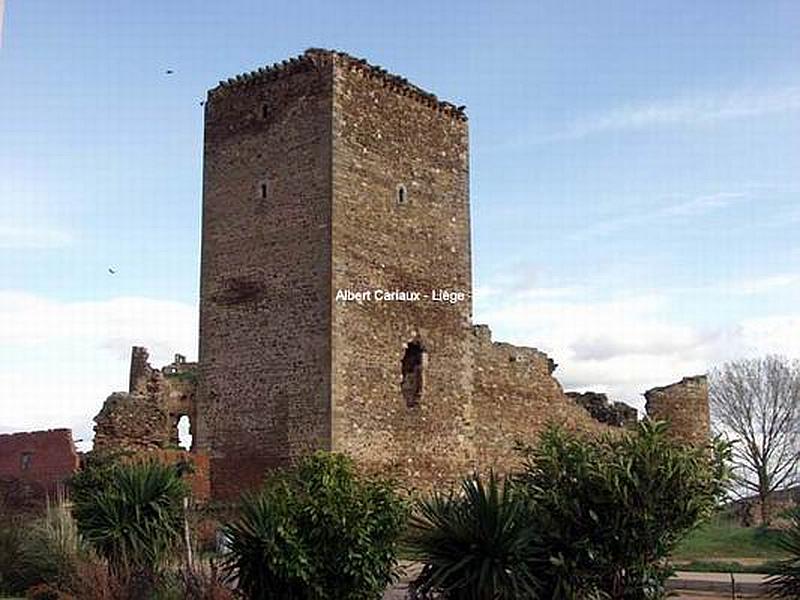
767 509 800 598
0 495 85 596
406 421 729 600
224 451 407 600
517 421 730 600
71 459 188 585
405 471 542 599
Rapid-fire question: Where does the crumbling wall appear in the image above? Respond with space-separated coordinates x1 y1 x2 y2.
471 325 612 474
644 376 710 445
565 391 638 427
93 347 197 453
0 429 79 510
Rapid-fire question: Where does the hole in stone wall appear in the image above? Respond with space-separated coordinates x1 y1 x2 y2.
177 415 192 450
396 184 408 205
401 341 425 407
259 182 268 199
261 104 269 119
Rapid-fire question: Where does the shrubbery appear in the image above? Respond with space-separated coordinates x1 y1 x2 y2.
406 421 730 600
223 451 408 600
72 459 188 580
405 471 542 599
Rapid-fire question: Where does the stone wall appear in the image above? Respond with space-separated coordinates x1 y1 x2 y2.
645 376 710 445
187 49 710 500
94 347 197 453
565 391 638 427
197 52 335 500
471 325 611 474
329 50 474 488
0 429 79 509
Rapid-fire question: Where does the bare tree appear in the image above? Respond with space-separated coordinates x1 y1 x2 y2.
710 355 800 526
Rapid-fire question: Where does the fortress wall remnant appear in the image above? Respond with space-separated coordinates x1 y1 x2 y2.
0 429 79 507
644 376 710 445
470 325 611 473
94 348 197 453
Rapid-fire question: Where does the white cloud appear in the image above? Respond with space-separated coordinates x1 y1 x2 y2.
546 86 800 142
569 191 746 241
722 274 800 296
475 283 800 410
0 223 72 249
0 291 197 450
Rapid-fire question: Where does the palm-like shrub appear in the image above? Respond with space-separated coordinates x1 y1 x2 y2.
767 509 800 598
405 471 543 600
223 451 407 600
71 459 187 579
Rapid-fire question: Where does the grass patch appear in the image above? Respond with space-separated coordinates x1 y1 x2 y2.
674 559 780 574
673 517 788 560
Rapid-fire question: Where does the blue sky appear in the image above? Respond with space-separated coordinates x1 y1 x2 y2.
1 1 799 447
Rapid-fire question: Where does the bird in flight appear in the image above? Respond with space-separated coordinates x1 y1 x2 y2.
108 268 116 275
165 69 174 75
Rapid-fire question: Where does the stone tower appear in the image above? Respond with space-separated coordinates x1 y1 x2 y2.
197 49 473 499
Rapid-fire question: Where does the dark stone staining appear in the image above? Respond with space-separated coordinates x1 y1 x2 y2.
213 277 265 306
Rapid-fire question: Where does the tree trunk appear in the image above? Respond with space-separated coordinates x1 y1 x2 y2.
759 493 772 526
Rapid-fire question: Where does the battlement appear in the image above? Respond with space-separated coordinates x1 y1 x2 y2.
209 48 467 121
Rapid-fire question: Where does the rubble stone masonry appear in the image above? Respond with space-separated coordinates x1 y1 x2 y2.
645 376 710 446
100 49 712 501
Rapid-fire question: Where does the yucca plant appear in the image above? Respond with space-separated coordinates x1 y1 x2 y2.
72 460 187 581
767 509 800 598
405 471 543 600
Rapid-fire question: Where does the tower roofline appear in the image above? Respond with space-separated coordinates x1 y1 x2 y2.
209 48 468 122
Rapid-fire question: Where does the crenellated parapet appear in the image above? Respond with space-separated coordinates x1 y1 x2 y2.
209 48 467 121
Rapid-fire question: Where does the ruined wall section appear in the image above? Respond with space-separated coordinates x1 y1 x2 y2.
198 53 335 499
330 51 475 487
0 429 79 508
94 347 197 453
471 325 611 474
565 391 638 427
644 375 710 445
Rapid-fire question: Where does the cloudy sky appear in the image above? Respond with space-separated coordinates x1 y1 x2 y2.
1 1 798 448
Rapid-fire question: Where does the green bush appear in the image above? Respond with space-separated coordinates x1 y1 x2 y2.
767 509 800 597
405 471 543 599
223 451 407 600
71 459 188 581
517 421 730 600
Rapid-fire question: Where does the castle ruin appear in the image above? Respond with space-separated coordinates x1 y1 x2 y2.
87 49 710 501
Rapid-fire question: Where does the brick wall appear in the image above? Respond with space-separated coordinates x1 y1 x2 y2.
0 429 79 500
